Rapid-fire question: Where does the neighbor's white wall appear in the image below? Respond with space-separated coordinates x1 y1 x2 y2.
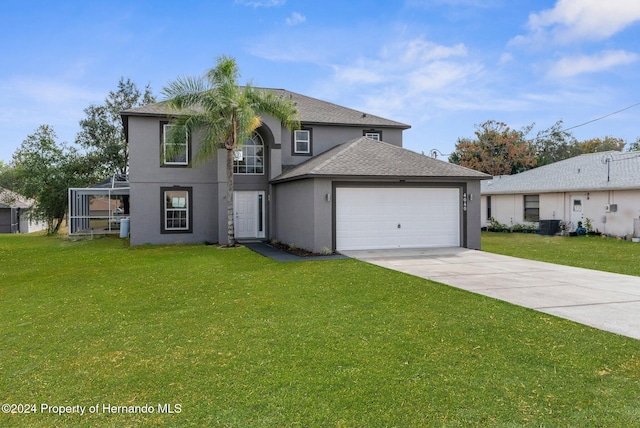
491 194 521 227
539 193 564 221
483 190 640 236
566 190 640 236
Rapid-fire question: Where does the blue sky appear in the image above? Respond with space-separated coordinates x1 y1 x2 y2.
1 0 640 163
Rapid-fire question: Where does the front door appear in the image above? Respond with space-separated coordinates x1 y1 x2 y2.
571 196 583 229
233 191 265 239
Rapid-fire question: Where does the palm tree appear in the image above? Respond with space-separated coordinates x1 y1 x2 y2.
162 55 299 246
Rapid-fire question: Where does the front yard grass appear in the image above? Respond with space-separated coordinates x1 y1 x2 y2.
482 231 640 276
2 234 640 426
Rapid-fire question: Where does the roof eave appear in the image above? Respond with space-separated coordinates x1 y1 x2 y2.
272 173 489 184
300 120 411 130
483 185 640 195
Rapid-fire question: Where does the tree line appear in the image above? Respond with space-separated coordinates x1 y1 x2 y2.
448 119 640 176
0 78 155 233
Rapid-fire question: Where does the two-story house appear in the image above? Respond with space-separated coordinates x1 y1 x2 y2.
121 88 489 252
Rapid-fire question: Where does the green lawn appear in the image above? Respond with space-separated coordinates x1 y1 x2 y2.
482 231 640 276
2 234 640 427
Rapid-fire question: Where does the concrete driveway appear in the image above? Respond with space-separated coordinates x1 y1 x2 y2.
341 247 640 341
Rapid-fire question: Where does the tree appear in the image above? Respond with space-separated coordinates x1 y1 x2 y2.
531 120 578 166
449 120 536 175
575 136 626 154
12 125 98 234
627 138 640 152
76 77 155 176
0 161 18 192
162 55 299 246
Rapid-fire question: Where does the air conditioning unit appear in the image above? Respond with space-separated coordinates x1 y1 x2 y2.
604 204 618 213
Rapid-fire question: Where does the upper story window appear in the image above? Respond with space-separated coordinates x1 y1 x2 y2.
363 130 382 141
524 195 540 222
161 123 189 166
234 132 264 174
293 129 312 155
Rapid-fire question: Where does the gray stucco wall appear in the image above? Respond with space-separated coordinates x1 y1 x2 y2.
465 180 482 250
272 178 333 253
128 115 219 245
130 182 217 245
273 179 316 251
281 125 404 167
128 115 284 246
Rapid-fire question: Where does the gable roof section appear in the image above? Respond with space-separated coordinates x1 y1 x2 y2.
121 88 410 129
272 137 490 182
0 187 34 209
482 151 640 194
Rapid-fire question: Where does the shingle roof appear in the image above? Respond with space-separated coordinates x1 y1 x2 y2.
272 137 491 182
0 187 34 209
482 151 640 194
122 88 410 129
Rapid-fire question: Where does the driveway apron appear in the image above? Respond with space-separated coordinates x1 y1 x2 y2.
341 247 640 341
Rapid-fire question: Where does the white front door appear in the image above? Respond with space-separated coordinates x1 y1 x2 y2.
570 196 583 228
234 191 265 239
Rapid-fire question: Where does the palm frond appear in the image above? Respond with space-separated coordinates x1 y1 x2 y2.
247 88 300 131
161 75 208 110
206 55 240 89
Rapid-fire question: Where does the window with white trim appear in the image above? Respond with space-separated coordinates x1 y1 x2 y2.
524 195 539 222
293 129 311 155
233 133 264 174
162 123 189 166
364 131 381 141
161 187 192 233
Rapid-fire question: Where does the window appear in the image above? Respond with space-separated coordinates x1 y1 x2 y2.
234 133 264 174
161 123 189 166
293 129 311 155
524 195 539 222
487 196 492 220
363 130 382 141
573 199 582 212
161 187 192 233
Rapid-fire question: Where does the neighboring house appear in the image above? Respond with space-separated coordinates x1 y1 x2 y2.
0 187 47 234
481 151 640 237
121 88 489 252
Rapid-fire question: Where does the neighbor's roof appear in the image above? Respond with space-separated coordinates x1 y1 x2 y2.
482 151 640 194
0 187 34 209
272 137 491 182
122 88 410 129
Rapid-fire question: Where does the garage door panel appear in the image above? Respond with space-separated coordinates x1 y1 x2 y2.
336 187 460 250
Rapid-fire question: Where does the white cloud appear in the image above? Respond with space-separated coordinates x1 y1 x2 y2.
235 0 285 7
332 37 471 89
0 76 104 147
405 0 499 8
517 0 640 44
8 77 100 105
333 65 386 85
547 50 638 78
399 39 467 63
498 52 513 66
286 12 306 26
323 36 483 120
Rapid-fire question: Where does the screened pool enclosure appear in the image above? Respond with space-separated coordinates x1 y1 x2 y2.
68 174 130 236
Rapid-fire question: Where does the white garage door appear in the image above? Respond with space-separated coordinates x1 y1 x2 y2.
336 187 460 251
